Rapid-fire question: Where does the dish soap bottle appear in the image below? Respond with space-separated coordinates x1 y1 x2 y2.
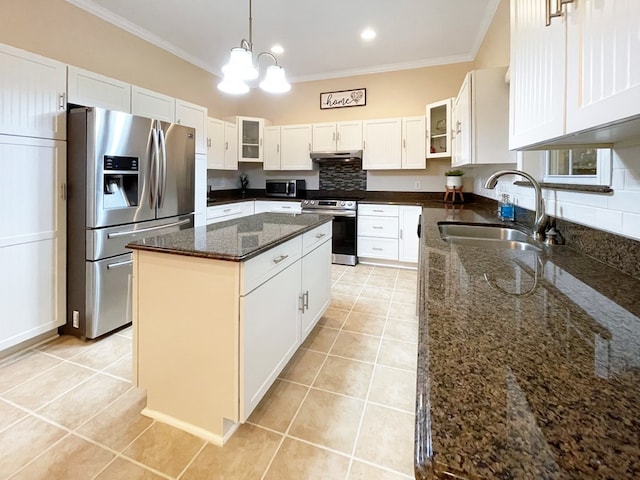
500 194 515 221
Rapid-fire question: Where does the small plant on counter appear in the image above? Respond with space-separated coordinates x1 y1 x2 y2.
444 169 465 188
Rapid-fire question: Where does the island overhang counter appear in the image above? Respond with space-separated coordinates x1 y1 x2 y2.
126 212 333 445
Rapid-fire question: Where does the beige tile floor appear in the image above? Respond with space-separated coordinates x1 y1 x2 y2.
0 264 418 479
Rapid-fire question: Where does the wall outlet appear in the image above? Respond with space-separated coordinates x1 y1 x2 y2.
72 310 80 328
414 181 421 190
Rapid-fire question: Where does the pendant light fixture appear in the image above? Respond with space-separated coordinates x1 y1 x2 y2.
218 0 291 94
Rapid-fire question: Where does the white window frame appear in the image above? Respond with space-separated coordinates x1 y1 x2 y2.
543 148 612 186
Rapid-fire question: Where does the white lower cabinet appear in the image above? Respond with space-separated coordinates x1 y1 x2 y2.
206 201 254 224
300 226 332 338
241 251 301 420
399 206 422 263
0 135 66 351
357 204 420 266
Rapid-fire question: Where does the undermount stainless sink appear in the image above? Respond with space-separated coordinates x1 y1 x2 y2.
438 222 543 251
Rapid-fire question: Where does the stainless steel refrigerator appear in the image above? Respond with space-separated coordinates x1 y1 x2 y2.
65 107 195 339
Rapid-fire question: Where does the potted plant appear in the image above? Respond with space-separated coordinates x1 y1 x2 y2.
444 169 465 188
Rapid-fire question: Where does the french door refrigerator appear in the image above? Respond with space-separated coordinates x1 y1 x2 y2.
65 107 195 339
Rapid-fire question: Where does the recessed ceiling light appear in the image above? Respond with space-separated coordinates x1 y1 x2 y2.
271 44 284 54
361 29 376 40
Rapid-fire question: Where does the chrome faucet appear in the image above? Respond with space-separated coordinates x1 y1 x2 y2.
484 169 547 240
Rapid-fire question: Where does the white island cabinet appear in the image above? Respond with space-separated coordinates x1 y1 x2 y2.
131 215 332 445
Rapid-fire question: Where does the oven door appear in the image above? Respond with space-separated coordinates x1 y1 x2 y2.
302 209 357 266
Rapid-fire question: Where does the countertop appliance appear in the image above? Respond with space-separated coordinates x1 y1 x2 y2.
301 195 359 266
65 107 195 339
265 179 306 198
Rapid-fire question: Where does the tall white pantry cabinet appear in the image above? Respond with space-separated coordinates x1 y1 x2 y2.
0 44 67 351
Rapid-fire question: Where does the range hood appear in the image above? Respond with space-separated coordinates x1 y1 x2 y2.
310 150 363 162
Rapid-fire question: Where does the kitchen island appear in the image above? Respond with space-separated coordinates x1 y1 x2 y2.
127 212 333 445
415 207 640 479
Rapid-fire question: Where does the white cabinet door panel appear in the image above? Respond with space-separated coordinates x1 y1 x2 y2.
240 260 301 421
336 121 363 150
131 86 175 122
175 99 207 155
0 44 66 140
207 117 225 169
0 136 65 351
67 66 131 113
311 123 337 151
399 206 421 263
280 124 312 170
263 126 281 170
301 240 331 338
402 116 426 169
566 0 640 133
363 118 402 169
509 0 566 149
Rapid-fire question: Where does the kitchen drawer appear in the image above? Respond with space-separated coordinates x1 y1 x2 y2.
254 200 302 214
358 216 399 238
302 222 332 256
358 204 399 217
241 236 302 295
207 201 253 222
357 236 398 260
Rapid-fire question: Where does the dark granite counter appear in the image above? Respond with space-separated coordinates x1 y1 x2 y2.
205 189 465 208
126 212 332 261
415 206 640 479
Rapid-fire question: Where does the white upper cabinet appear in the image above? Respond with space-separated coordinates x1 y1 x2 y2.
510 0 640 148
426 98 452 158
363 118 402 170
263 126 281 170
565 0 640 134
280 124 313 170
0 44 66 140
67 66 131 113
131 86 176 122
509 0 566 149
232 116 265 163
207 118 238 170
312 121 363 151
175 99 207 155
452 67 515 167
401 116 426 169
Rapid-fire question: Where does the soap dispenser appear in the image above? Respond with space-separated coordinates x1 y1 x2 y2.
499 194 515 221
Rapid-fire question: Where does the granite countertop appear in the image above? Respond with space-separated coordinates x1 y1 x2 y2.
126 212 332 261
206 189 456 208
415 207 640 479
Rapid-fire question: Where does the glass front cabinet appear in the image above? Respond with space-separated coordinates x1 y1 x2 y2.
237 116 265 162
426 98 452 159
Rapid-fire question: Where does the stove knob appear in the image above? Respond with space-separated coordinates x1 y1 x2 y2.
303 200 308 205
340 201 346 206
346 202 353 207
311 200 315 205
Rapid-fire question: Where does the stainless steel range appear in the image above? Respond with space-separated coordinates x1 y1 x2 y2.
301 197 358 266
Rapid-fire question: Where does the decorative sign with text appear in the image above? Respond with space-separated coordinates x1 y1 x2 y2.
320 88 366 109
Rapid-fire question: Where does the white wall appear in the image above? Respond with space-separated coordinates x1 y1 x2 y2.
470 142 640 242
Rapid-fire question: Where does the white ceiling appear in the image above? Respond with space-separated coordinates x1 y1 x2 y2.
66 0 500 83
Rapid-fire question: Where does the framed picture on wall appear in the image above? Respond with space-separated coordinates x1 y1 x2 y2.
320 88 366 109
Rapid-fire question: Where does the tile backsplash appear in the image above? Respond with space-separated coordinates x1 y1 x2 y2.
319 160 367 191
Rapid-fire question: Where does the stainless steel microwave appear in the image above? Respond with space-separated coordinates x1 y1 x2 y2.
265 179 306 198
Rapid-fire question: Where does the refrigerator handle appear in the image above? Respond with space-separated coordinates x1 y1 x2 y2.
150 125 160 209
158 125 167 209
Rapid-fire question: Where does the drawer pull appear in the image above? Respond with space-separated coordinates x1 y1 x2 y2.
281 206 291 209
315 233 326 239
372 226 383 229
273 254 289 264
224 208 232 213
373 209 384 213
372 247 383 251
